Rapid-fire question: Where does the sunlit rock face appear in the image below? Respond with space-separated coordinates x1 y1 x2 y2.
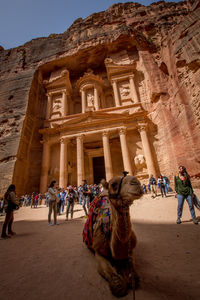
0 0 199 196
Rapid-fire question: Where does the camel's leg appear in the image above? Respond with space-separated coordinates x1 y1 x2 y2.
117 255 139 290
95 252 128 297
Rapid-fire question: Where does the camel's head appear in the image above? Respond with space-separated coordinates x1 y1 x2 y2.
108 175 143 209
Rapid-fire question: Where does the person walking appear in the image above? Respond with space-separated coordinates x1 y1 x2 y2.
149 175 157 198
142 183 147 194
57 190 62 215
65 186 76 220
48 180 58 226
34 193 39 208
61 189 66 213
78 185 83 205
82 180 90 216
175 166 198 225
163 175 171 193
1 184 19 239
157 175 167 197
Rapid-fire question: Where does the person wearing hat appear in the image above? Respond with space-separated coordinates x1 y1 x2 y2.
65 186 76 220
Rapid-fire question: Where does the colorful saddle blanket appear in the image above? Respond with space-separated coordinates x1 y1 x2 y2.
82 195 111 247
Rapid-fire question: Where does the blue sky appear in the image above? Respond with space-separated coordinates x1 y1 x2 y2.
0 0 182 50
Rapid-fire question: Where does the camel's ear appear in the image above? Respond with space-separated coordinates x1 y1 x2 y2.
100 178 109 189
111 181 118 190
108 176 120 193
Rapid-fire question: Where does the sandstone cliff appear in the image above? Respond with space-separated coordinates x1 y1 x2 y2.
0 0 199 195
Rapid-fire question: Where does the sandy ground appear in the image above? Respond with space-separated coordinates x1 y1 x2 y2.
0 190 200 300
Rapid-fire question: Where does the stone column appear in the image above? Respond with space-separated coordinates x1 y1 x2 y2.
77 135 85 186
102 131 113 181
40 140 50 193
46 94 52 119
62 91 68 116
129 75 139 104
112 80 121 107
119 128 133 175
81 89 86 113
138 123 156 177
94 86 99 111
59 138 68 188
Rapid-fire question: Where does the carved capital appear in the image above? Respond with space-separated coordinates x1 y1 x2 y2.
129 75 134 80
62 90 67 95
118 127 127 136
41 136 50 144
137 123 148 133
76 134 84 142
46 93 52 98
111 79 117 85
104 57 113 64
102 130 110 138
80 88 86 94
60 138 68 144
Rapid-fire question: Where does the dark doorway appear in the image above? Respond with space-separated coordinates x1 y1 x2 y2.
93 156 106 184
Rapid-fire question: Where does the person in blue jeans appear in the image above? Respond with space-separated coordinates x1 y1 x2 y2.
174 166 198 225
61 190 66 213
65 186 76 220
82 179 90 216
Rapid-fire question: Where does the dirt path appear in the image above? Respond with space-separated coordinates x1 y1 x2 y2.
0 191 200 300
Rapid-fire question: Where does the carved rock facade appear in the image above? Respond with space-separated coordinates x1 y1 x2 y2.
0 0 200 195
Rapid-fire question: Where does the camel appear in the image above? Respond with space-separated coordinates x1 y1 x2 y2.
83 174 143 297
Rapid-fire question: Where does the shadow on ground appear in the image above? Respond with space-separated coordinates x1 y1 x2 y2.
0 216 199 300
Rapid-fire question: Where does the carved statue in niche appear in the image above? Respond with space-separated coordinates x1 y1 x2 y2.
134 154 147 172
120 86 130 97
52 103 61 112
87 91 94 107
119 81 130 99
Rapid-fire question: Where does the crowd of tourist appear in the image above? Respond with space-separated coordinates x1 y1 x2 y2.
141 174 172 198
0 175 173 222
1 167 199 238
47 179 101 225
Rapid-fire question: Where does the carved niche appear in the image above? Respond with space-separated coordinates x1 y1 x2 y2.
119 80 131 99
87 89 94 108
134 154 147 172
51 93 62 119
76 70 104 112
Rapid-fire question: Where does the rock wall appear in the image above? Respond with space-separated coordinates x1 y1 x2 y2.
0 0 200 195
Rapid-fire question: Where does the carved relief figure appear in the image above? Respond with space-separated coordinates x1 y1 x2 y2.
51 95 62 118
120 86 130 97
87 91 94 107
119 81 130 99
134 154 147 172
52 103 61 112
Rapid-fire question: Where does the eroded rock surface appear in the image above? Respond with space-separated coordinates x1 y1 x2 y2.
0 0 200 195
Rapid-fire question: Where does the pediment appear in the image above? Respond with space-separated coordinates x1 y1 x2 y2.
43 69 72 93
57 111 128 129
76 71 104 90
105 57 136 80
45 77 67 89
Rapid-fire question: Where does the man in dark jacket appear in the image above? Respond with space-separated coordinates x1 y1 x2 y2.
82 180 90 216
65 186 76 220
149 175 157 198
